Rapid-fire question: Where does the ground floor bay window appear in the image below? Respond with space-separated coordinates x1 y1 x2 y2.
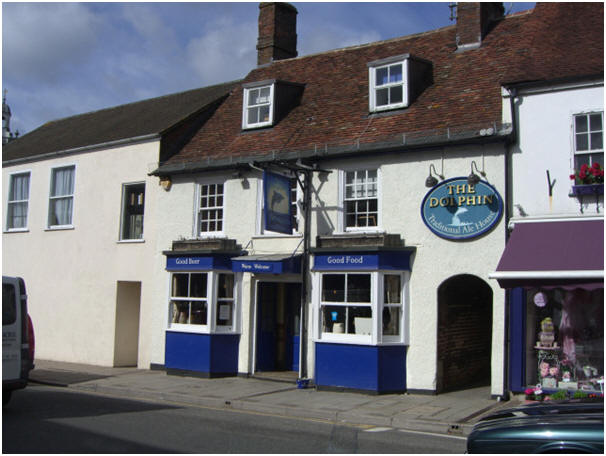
311 249 412 393
164 254 241 377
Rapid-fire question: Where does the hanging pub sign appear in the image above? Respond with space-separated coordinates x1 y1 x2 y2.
421 177 503 240
263 170 292 234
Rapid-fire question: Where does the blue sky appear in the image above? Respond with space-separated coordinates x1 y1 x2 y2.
2 2 535 135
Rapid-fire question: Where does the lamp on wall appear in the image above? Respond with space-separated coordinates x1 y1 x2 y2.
159 176 172 191
425 163 444 187
467 160 486 185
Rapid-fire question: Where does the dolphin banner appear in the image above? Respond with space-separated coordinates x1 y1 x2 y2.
263 170 292 234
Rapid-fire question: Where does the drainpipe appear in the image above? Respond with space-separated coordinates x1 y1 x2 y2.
298 168 312 381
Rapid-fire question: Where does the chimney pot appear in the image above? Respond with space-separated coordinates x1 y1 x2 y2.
257 2 298 66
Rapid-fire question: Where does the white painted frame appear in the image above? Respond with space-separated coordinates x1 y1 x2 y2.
118 181 145 242
195 177 227 239
46 164 76 230
571 111 604 169
5 169 31 232
368 57 409 112
242 83 275 129
337 167 383 233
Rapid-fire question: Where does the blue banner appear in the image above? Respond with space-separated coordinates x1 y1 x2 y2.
263 170 292 234
166 255 233 271
313 252 411 271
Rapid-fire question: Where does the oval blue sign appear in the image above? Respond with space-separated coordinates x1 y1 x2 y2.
421 177 503 240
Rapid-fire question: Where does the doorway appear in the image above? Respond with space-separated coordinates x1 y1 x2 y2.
437 274 492 393
114 281 141 367
256 282 301 374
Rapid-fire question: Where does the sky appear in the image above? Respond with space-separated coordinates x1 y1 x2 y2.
2 2 535 136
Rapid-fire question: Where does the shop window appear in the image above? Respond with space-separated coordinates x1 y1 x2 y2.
525 288 603 393
198 182 224 235
573 112 603 170
343 169 379 230
168 270 238 333
120 183 145 240
6 171 30 231
317 271 406 344
48 165 75 228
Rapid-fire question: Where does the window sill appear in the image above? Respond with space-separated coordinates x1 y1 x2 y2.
45 225 75 231
253 233 303 239
314 337 406 346
198 233 227 239
117 239 145 244
4 228 29 233
343 228 385 234
166 326 239 336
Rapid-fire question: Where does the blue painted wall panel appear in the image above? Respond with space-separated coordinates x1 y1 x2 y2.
165 332 239 375
508 288 526 392
378 345 407 392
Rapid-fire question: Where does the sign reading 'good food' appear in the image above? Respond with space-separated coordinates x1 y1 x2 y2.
421 177 503 240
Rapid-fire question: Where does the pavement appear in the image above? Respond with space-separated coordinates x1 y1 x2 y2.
28 360 524 437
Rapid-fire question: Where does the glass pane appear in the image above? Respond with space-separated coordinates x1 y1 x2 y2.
389 64 403 83
201 185 208 196
51 167 74 197
376 67 388 86
259 87 271 103
259 105 270 122
589 113 602 131
172 274 189 297
217 195 223 207
390 85 403 104
384 275 401 303
346 171 355 185
574 154 590 170
576 133 589 151
190 273 207 298
575 115 588 133
322 274 345 302
376 88 389 106
217 184 224 194
346 213 356 228
171 301 189 324
190 301 207 325
383 307 401 336
216 301 233 326
248 107 259 124
590 153 603 167
218 274 234 299
590 132 603 150
322 305 345 333
347 274 371 303
248 88 259 106
348 306 372 335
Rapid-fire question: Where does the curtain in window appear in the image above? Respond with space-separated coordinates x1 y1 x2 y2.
8 174 29 228
49 167 74 226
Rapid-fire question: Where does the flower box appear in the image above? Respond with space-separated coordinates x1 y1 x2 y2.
571 184 604 196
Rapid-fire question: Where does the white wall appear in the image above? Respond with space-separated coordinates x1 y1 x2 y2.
509 82 604 218
2 140 164 368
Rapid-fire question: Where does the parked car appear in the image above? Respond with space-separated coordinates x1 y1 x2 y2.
467 398 604 453
3 276 35 405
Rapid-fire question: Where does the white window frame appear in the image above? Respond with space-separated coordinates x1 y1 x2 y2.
196 179 226 238
47 164 76 230
119 182 145 242
338 168 382 233
368 56 409 112
5 170 31 232
242 82 275 129
256 175 303 236
312 270 408 346
167 270 240 334
572 111 603 170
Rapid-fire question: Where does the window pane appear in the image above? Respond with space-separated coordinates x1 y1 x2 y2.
589 113 602 131
171 301 189 324
384 275 401 304
189 273 207 298
259 87 271 102
322 274 345 302
172 274 189 297
576 133 589 151
389 64 402 83
383 307 401 336
50 167 74 197
390 85 403 104
376 67 388 86
248 107 259 124
590 153 603 167
259 105 270 122
190 301 207 325
9 174 29 201
217 301 233 326
590 132 603 150
49 197 73 226
347 274 371 303
575 115 588 133
248 88 259 106
323 305 346 333
348 306 372 335
346 171 355 185
218 274 234 298
376 88 389 106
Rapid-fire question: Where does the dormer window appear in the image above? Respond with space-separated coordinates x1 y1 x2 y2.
242 82 274 129
368 54 433 113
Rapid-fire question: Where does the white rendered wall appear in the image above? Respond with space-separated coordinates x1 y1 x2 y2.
509 82 604 218
2 140 164 368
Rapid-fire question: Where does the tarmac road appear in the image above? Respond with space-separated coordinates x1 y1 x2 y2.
3 385 467 453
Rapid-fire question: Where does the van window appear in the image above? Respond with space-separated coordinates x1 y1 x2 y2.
3 283 17 325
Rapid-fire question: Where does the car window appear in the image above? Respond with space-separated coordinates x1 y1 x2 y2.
2 283 17 325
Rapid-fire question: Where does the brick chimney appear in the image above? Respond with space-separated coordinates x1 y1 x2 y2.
256 2 298 66
456 2 504 51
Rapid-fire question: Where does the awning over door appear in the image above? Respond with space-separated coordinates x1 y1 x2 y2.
231 254 301 274
490 219 604 290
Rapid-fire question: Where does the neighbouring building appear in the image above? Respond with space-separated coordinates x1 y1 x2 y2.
491 3 603 396
146 2 602 397
2 82 239 367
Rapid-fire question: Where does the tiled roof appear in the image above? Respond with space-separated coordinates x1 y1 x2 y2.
162 2 603 171
2 81 240 163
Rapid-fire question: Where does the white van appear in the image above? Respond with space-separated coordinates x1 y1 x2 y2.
3 276 35 405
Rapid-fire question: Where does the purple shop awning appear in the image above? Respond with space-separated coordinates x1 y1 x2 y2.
490 219 604 290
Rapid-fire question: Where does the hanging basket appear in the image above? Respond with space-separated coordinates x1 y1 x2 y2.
571 184 604 196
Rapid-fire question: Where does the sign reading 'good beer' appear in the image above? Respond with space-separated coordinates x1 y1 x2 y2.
421 177 503 240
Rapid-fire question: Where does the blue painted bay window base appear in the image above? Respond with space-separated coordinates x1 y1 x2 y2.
165 331 240 377
315 343 407 394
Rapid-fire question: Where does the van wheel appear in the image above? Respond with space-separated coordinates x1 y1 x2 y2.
3 391 12 406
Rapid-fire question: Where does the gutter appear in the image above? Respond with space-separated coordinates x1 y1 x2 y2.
150 123 512 177
3 133 160 166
